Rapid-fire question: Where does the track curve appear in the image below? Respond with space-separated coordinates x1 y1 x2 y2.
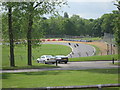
42 41 96 58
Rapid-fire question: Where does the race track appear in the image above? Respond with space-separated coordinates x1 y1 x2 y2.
42 41 96 58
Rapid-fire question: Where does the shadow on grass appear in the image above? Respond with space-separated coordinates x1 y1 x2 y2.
10 70 71 76
2 68 118 80
2 73 10 79
2 65 59 70
2 70 71 79
2 68 118 78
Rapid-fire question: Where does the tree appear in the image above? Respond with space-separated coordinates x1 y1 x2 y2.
2 2 18 67
8 4 15 67
63 18 76 35
19 1 67 66
114 0 120 59
101 14 114 34
92 19 103 37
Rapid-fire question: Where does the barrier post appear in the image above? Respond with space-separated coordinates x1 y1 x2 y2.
56 60 58 66
98 84 102 90
112 58 114 64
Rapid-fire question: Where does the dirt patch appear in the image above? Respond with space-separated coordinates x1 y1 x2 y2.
81 42 117 55
82 42 109 55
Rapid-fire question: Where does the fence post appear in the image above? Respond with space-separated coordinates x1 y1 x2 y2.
107 50 109 55
110 44 112 55
113 49 115 54
112 58 114 64
107 44 109 55
98 84 102 90
56 60 58 66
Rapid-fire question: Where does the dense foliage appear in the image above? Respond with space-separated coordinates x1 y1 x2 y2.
42 11 120 38
2 10 119 39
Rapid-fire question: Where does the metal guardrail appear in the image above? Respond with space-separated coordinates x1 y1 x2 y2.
2 84 120 90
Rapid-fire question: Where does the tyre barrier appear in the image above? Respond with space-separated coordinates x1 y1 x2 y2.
3 39 92 45
2 39 63 45
40 39 63 41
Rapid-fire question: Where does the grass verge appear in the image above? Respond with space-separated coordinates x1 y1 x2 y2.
73 37 102 41
80 37 102 41
114 62 120 65
2 44 71 70
89 44 100 55
69 54 118 62
2 68 118 88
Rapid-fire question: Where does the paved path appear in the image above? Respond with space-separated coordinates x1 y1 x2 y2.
43 41 95 58
1 61 119 73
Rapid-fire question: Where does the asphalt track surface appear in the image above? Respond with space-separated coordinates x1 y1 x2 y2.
42 41 96 58
1 61 119 73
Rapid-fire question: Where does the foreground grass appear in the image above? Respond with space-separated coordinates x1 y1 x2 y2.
70 54 118 62
2 44 71 69
2 68 118 88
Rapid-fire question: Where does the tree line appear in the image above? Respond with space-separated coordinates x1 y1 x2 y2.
36 10 119 38
2 3 120 39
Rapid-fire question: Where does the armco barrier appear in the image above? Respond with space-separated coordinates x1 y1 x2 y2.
63 39 92 42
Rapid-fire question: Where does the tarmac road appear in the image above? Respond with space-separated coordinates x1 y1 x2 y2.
42 41 96 58
1 61 119 73
58 61 118 69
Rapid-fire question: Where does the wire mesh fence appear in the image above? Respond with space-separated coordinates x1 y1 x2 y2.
102 33 118 55
103 33 116 45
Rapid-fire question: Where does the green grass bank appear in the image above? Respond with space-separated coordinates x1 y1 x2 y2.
70 54 118 62
2 68 118 88
2 44 71 69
